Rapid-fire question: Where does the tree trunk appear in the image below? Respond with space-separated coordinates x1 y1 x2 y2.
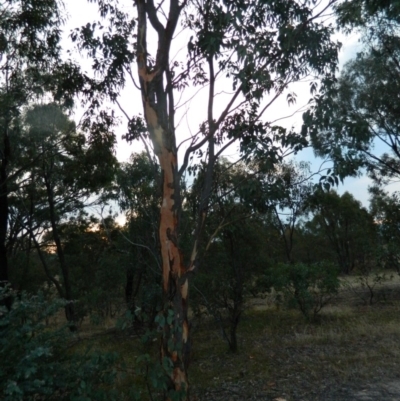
229 314 240 353
125 265 134 308
44 174 77 330
135 0 189 396
137 65 190 400
0 132 11 310
229 233 242 353
125 264 144 324
0 172 8 284
158 147 190 397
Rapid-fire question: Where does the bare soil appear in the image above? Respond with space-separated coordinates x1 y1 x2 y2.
194 379 400 401
189 276 400 401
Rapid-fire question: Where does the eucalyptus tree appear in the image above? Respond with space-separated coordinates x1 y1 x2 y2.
261 161 314 263
189 160 268 352
369 185 400 272
117 152 162 323
303 0 400 183
11 103 117 325
305 190 376 274
0 0 66 306
73 0 340 395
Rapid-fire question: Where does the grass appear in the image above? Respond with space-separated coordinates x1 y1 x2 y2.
69 275 400 400
190 304 400 388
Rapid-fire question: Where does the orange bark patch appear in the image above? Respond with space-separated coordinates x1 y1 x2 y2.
182 320 189 343
172 367 187 389
181 279 188 300
158 146 182 292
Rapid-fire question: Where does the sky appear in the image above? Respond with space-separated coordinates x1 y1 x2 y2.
62 0 381 211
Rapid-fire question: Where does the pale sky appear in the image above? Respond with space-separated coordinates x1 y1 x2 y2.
62 0 385 210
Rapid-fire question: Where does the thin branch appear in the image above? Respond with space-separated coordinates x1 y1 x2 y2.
118 230 161 272
215 85 242 127
124 65 141 90
115 98 131 121
175 84 208 110
256 79 290 122
269 103 309 125
214 138 236 159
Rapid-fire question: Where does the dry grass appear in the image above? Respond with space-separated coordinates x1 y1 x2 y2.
69 275 400 400
188 277 400 400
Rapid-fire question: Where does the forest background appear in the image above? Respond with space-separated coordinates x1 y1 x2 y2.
2 0 400 400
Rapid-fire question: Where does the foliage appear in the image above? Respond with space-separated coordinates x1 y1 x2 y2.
0 0 67 299
0 287 124 401
134 307 193 400
267 261 340 320
189 160 268 352
304 190 376 274
18 103 117 201
116 153 162 326
335 0 400 32
60 215 126 321
193 214 267 352
304 0 400 183
265 161 314 263
0 0 65 109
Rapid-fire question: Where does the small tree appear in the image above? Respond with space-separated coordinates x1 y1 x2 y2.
59 215 126 321
305 190 376 274
9 103 117 325
190 161 267 352
116 152 162 326
369 186 400 272
270 261 340 321
0 0 66 308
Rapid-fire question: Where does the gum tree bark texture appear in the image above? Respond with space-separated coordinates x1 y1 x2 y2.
136 0 190 397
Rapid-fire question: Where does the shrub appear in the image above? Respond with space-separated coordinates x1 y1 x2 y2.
0 287 123 401
270 261 340 320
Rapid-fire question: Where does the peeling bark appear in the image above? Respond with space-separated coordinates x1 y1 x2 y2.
136 1 189 394
155 130 190 396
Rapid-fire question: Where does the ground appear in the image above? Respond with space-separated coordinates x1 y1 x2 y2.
195 379 400 401
75 274 400 401
190 276 400 401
